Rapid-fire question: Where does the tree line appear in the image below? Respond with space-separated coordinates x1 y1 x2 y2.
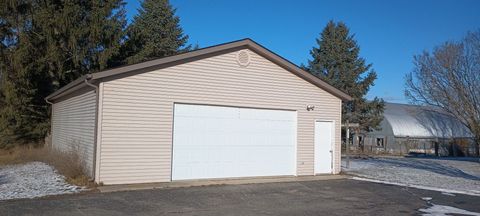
0 0 189 148
0 0 384 149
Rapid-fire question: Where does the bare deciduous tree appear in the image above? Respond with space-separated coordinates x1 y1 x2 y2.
405 30 480 156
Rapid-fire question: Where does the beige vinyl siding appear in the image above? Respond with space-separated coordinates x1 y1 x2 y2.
98 49 342 185
52 90 96 177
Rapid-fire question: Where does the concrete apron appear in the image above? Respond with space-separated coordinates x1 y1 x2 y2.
98 175 348 193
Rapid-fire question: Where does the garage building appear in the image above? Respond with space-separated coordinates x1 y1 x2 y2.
45 39 351 185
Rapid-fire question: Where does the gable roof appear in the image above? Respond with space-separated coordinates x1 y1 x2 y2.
46 38 352 101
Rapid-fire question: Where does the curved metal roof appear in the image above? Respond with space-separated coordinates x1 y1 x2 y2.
384 103 472 138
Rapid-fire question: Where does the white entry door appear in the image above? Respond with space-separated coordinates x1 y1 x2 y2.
314 121 334 174
172 104 296 180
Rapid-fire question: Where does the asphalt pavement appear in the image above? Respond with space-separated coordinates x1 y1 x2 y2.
0 179 479 216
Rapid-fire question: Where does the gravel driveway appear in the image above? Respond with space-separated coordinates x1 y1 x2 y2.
343 157 480 195
0 162 83 200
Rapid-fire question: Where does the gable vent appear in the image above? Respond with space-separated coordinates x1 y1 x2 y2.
236 50 251 67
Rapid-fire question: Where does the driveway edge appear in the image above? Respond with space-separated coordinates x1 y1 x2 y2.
98 175 348 193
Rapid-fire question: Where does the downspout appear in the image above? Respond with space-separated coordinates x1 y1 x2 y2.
84 74 99 182
84 74 97 91
45 97 54 149
45 98 53 105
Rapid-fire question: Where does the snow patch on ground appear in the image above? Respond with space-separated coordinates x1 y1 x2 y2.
0 162 84 201
419 204 480 216
441 192 455 197
344 157 480 196
351 177 480 197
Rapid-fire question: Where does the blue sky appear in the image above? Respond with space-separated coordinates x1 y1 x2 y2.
125 0 480 103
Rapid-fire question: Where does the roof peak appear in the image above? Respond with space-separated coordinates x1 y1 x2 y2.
46 38 352 101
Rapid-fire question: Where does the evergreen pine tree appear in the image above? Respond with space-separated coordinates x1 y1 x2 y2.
119 0 190 65
0 0 47 147
307 21 385 132
0 0 126 147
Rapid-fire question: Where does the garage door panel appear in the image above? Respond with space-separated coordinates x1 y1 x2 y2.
239 108 296 121
173 147 295 179
172 104 296 180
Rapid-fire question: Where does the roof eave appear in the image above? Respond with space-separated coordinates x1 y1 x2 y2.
45 74 90 101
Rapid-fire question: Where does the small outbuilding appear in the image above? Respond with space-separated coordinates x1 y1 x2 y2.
46 39 351 185
360 103 474 156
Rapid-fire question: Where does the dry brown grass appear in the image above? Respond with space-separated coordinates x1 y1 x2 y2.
0 146 91 187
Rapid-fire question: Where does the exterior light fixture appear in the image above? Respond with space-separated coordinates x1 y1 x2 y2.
306 105 315 111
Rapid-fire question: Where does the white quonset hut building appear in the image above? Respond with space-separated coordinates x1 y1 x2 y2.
361 103 473 156
46 39 351 185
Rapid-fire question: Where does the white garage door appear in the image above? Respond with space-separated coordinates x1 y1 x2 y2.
172 104 296 180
